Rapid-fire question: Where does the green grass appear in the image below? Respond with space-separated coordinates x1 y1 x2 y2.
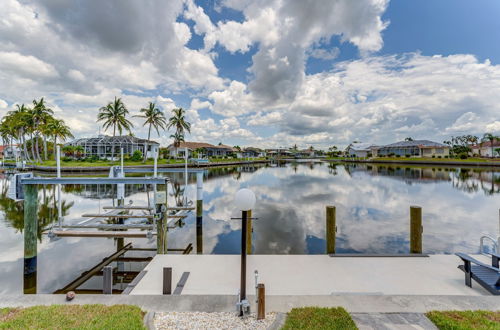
0 305 145 329
373 157 497 162
31 157 266 167
426 310 500 330
282 307 357 330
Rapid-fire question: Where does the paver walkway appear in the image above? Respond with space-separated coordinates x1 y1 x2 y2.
352 313 438 330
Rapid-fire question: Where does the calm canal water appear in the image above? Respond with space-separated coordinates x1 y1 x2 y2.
0 161 499 294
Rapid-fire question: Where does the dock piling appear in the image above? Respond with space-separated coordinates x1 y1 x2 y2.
23 184 38 294
103 266 113 294
163 267 172 295
156 184 168 254
410 206 423 254
257 283 265 320
196 172 203 254
326 206 336 254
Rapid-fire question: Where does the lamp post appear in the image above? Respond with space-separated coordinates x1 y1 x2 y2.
234 188 256 316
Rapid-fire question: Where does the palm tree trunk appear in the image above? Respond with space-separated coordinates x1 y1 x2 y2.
143 125 151 163
53 136 57 160
43 135 48 161
22 133 30 162
30 133 36 162
111 125 115 160
35 134 42 162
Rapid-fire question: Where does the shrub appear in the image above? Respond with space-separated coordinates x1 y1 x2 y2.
405 154 410 158
129 150 143 161
460 153 468 159
437 155 442 158
62 156 72 162
396 154 401 158
444 155 449 158
432 155 436 158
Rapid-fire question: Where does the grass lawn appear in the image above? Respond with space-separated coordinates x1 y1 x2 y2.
28 157 266 167
426 310 500 330
282 307 357 330
0 305 145 329
373 157 498 162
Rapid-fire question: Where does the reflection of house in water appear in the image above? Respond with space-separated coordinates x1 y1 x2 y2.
63 184 149 199
344 163 500 195
344 164 451 183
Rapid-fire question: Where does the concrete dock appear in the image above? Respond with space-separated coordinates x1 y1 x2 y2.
130 254 491 296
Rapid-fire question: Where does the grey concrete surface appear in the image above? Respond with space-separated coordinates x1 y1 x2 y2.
130 254 490 296
0 294 499 313
352 313 438 330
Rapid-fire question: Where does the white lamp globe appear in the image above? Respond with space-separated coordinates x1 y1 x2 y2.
234 188 256 211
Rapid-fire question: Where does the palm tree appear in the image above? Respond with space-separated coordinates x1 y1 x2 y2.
31 98 54 162
7 104 31 161
481 133 499 158
167 108 190 148
134 102 167 162
46 118 74 159
169 132 184 148
97 97 133 159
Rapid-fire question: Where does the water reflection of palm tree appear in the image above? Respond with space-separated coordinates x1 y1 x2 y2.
170 182 185 206
328 163 338 176
0 180 73 240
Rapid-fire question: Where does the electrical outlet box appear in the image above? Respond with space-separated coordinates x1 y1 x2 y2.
155 191 166 204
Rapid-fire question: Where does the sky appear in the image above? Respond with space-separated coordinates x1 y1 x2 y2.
1 0 500 149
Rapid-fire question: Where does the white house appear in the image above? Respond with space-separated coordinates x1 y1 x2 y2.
346 143 377 158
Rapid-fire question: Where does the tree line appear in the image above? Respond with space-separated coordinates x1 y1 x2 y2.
0 96 192 163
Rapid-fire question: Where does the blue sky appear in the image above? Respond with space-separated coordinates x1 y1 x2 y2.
0 0 499 148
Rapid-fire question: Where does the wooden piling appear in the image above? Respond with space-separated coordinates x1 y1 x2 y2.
410 206 422 254
163 267 172 295
246 210 252 254
326 206 336 254
196 172 203 254
257 283 265 320
23 184 38 294
156 185 168 254
103 266 113 294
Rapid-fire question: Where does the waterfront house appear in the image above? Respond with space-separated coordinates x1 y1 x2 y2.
470 140 500 157
374 140 449 157
167 141 236 158
241 147 266 158
346 143 378 158
0 144 21 160
65 135 159 160
266 148 292 157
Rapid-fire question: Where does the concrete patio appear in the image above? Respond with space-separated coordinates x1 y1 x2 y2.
130 254 492 296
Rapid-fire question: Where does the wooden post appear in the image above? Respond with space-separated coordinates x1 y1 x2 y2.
326 206 336 254
196 172 203 254
410 206 422 254
246 210 252 254
156 185 168 254
23 184 38 294
103 265 113 294
257 283 265 320
163 267 172 295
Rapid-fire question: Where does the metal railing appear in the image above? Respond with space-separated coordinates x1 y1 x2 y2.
479 235 498 256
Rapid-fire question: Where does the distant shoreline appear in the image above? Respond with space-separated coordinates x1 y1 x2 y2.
22 159 271 173
325 158 500 167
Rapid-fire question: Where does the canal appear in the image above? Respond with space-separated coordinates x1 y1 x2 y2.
0 161 499 293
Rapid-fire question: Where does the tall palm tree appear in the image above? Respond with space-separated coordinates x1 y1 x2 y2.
134 102 167 162
167 108 191 148
97 97 133 159
481 133 499 158
169 132 184 148
7 104 31 161
31 98 54 162
46 118 74 159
